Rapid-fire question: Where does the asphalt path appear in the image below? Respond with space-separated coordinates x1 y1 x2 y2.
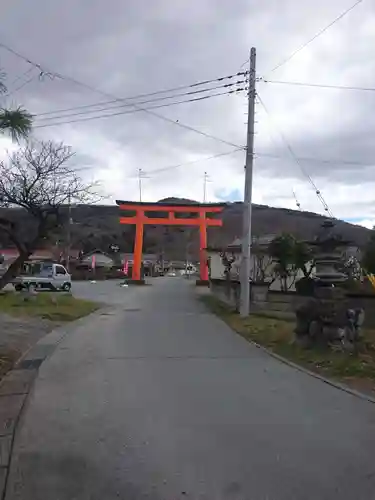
5 278 375 499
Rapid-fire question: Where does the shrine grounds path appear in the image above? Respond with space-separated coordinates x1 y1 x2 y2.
5 278 375 500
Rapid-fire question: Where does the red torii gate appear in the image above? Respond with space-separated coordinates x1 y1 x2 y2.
116 201 225 283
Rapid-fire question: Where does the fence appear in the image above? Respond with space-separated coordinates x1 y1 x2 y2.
209 279 375 327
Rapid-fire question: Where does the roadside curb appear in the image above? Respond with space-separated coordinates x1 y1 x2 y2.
0 304 112 500
249 339 375 405
198 295 375 406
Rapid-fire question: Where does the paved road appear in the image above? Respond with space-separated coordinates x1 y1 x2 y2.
6 278 375 500
71 279 135 305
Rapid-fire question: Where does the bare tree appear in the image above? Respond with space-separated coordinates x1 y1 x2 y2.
0 140 99 289
250 242 274 284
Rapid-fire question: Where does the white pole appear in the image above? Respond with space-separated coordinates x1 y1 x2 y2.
240 47 256 317
138 169 142 202
203 172 208 203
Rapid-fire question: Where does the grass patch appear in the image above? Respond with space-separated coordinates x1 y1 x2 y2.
201 295 375 395
0 292 99 322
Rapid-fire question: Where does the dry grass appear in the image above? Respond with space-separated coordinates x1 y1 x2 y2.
201 295 375 396
0 292 99 322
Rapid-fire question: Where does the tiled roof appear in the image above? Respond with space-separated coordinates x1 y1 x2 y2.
227 234 277 248
0 248 80 260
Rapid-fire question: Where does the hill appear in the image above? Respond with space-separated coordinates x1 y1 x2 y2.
0 199 371 259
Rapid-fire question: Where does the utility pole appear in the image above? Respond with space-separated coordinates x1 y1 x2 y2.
203 171 211 203
66 190 72 272
138 168 150 202
240 47 257 317
138 169 143 202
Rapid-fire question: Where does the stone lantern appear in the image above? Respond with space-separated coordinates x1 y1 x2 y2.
295 219 364 348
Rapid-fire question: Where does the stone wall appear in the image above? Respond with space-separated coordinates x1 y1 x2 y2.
209 279 375 327
209 279 240 311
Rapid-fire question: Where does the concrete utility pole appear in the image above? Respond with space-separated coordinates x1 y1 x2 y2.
203 172 208 203
138 169 143 202
240 47 257 317
66 190 72 272
203 171 212 203
138 168 150 202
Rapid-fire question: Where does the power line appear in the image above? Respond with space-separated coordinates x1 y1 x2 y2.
33 88 246 147
142 148 244 176
6 66 34 90
0 40 57 80
33 88 245 128
34 80 247 122
138 146 363 181
5 74 35 97
0 38 246 149
269 0 364 74
257 92 334 217
0 38 248 150
255 151 373 167
35 74 249 118
0 41 46 71
262 79 375 92
292 188 302 210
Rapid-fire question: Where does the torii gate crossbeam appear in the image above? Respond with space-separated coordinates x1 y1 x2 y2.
116 201 225 283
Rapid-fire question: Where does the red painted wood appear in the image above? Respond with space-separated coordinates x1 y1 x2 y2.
119 204 224 213
118 203 224 281
120 217 222 227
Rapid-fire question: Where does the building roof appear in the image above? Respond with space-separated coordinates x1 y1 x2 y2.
206 234 277 254
0 248 81 261
80 249 113 259
120 252 158 263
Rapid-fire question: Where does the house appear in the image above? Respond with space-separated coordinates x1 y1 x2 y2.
0 247 82 271
120 252 159 277
77 249 115 269
207 235 277 281
0 249 55 266
206 235 305 291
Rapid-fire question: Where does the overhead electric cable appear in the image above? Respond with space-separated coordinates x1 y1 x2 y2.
0 38 250 151
34 80 247 122
142 147 244 176
0 37 246 148
257 92 334 217
35 74 249 118
33 88 246 147
269 0 364 73
255 151 373 167
262 79 375 92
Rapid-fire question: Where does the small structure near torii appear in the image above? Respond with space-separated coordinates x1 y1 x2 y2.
116 200 226 284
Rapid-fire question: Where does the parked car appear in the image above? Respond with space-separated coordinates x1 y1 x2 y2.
12 263 71 292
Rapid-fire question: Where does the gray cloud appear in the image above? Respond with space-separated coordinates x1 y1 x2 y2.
0 0 374 222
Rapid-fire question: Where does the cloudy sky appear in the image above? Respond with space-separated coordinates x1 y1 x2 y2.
0 0 374 227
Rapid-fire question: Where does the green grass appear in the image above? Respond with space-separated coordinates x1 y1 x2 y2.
0 292 99 322
201 295 375 394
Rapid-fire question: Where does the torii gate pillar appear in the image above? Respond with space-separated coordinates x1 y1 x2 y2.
116 201 225 284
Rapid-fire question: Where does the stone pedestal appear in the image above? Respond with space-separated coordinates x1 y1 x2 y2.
123 279 146 285
196 279 209 287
